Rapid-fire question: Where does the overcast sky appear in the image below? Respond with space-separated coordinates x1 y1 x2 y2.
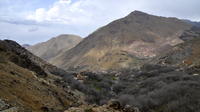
0 0 200 45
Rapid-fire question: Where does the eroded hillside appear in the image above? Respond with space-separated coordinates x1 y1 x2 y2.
0 40 82 112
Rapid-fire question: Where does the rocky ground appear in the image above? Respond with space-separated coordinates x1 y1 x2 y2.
0 40 83 112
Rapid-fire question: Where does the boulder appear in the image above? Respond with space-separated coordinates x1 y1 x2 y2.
108 99 121 109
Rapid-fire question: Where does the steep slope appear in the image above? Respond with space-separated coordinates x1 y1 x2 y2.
151 36 200 74
28 34 82 62
0 40 82 112
51 11 197 71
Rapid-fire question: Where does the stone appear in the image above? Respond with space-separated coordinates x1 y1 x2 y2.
108 99 121 109
0 99 10 111
1 107 18 112
123 105 140 112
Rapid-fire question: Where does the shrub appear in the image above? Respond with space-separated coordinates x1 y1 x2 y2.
112 83 126 94
58 64 200 111
0 55 6 63
116 70 200 112
84 108 94 112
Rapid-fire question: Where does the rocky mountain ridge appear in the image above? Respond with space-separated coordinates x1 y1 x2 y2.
50 11 199 72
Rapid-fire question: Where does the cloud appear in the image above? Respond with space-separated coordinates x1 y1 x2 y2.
27 0 90 25
0 19 38 26
1 0 200 45
0 20 90 44
27 0 134 26
28 27 39 32
27 0 200 26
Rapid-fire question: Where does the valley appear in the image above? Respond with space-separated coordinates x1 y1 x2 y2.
1 10 200 112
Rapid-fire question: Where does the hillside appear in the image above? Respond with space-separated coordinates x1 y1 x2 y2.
1 36 200 112
50 11 199 72
1 9 200 112
0 40 82 112
151 36 200 74
27 34 82 62
63 64 200 112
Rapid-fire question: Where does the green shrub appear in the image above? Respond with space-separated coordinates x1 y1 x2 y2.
84 108 94 112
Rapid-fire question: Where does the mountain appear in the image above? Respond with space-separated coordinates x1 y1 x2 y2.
22 44 31 48
151 36 200 74
1 38 200 112
27 34 82 62
184 20 200 28
50 11 199 72
0 39 82 111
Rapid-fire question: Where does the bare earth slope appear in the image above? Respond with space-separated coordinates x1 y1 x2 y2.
151 35 200 74
28 34 82 62
51 11 195 71
0 40 81 112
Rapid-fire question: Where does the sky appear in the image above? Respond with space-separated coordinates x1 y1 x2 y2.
0 0 200 45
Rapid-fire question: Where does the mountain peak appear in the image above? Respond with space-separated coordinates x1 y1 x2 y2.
3 39 22 48
132 10 147 14
27 34 82 61
50 11 194 71
129 10 149 16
